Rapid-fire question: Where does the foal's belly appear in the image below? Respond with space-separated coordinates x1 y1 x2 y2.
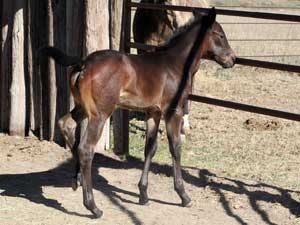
117 90 161 111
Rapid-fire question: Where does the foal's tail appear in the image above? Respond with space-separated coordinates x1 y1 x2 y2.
37 46 82 67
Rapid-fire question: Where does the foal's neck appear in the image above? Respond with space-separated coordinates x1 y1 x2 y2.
164 20 205 76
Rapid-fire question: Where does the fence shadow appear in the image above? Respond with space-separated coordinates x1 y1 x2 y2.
0 158 143 224
93 153 300 225
1 152 299 225
196 169 300 225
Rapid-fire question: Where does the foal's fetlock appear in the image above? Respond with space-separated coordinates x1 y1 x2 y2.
175 184 192 207
138 183 149 205
84 202 103 219
139 195 149 205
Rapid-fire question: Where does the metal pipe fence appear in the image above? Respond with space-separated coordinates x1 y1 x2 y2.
126 1 300 121
117 0 300 155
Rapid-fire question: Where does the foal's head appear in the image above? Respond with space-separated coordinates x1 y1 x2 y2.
202 9 236 68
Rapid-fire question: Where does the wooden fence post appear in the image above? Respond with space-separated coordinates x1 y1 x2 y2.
0 1 114 148
83 0 110 151
66 0 84 110
47 0 56 141
112 0 130 156
9 0 26 136
0 1 13 133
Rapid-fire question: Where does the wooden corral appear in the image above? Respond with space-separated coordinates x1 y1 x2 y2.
0 0 125 151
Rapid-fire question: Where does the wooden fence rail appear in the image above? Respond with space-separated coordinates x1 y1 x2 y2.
0 1 117 151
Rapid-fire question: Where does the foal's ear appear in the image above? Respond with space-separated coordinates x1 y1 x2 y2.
206 7 216 26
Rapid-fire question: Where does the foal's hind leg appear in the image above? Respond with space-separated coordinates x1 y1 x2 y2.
165 110 191 207
58 106 86 190
138 111 161 205
78 114 108 218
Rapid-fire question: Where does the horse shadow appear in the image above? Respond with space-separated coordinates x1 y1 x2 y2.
0 152 299 225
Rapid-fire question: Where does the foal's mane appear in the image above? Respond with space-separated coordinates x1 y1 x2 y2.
156 16 204 52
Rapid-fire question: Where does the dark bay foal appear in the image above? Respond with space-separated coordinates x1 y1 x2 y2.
39 8 235 218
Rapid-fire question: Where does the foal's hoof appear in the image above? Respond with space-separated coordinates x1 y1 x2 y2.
139 197 150 206
91 208 103 219
71 178 79 191
71 174 82 191
182 197 192 208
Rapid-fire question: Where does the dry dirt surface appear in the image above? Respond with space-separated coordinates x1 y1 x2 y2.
1 63 300 225
0 133 299 225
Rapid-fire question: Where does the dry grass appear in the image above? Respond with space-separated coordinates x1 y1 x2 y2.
128 62 300 190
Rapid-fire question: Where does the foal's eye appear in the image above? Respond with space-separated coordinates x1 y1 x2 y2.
219 34 224 39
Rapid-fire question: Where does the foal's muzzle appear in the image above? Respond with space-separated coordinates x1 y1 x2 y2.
215 50 236 69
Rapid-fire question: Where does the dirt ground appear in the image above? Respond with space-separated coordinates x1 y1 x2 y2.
0 134 299 225
1 64 300 225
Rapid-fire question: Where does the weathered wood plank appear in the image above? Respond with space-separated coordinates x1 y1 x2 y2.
9 0 26 136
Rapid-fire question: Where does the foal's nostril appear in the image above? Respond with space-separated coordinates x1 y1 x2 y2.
232 55 236 64
230 51 237 64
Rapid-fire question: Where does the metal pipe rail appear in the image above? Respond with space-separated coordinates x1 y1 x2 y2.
130 2 300 22
188 95 300 122
129 42 300 73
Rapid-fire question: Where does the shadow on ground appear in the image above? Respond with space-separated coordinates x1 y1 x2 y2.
0 153 299 225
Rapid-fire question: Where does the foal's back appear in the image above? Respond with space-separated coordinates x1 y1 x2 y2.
74 50 177 114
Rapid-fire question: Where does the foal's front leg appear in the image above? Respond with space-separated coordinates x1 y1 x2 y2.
138 111 161 205
58 106 86 190
165 110 191 207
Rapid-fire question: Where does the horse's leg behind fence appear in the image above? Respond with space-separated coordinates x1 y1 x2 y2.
183 100 190 129
181 99 190 140
78 114 109 218
58 106 86 190
138 111 161 205
165 109 192 207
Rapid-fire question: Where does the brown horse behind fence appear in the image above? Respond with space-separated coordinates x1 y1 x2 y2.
133 0 209 49
39 8 235 219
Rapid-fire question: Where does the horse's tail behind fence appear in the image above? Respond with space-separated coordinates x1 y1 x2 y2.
37 46 82 67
